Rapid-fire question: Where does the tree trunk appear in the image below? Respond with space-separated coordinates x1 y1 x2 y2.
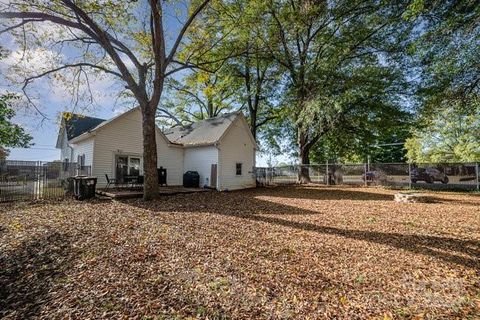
207 98 214 118
250 109 257 141
141 104 159 200
297 130 311 183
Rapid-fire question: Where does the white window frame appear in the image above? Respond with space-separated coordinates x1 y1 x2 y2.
115 154 144 178
128 156 143 175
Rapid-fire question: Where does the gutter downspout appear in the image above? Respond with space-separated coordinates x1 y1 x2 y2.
68 143 75 174
214 141 220 190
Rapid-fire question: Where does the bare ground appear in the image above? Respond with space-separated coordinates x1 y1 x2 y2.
0 186 479 319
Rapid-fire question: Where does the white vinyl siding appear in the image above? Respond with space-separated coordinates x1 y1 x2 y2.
60 131 73 162
218 117 256 190
183 146 218 188
157 139 184 186
91 108 183 187
71 138 94 167
62 109 256 191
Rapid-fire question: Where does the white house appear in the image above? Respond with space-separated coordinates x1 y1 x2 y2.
56 107 257 191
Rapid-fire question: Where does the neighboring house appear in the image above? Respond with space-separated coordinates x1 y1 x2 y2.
56 107 257 190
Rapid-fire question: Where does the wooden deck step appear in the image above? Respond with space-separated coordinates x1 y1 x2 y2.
96 187 210 199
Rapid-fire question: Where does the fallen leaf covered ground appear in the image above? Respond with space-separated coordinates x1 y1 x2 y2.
0 186 479 319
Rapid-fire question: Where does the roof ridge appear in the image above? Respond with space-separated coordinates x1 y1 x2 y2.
62 111 106 121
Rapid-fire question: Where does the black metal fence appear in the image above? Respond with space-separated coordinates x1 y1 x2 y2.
0 160 91 202
256 162 480 191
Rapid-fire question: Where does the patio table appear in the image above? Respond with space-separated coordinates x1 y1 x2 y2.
124 175 144 188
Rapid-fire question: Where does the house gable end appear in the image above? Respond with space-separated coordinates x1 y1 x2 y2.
218 113 257 149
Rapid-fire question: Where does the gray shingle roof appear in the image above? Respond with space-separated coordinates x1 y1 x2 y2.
64 114 106 140
164 112 240 146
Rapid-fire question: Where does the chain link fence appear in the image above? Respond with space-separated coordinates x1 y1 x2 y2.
256 162 480 191
0 160 91 202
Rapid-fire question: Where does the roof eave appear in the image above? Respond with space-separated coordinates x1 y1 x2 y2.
68 131 94 144
181 142 217 148
55 119 66 149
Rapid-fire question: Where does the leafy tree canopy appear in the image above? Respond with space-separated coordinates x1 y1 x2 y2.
405 0 480 114
0 93 33 150
405 100 480 163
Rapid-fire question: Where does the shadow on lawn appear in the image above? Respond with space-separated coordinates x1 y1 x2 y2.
254 185 393 201
240 214 480 269
0 232 77 319
125 188 480 269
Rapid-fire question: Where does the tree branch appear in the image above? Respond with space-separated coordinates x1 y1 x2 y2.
22 63 122 87
0 19 43 34
166 0 210 66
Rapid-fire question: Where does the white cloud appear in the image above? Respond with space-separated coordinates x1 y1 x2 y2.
0 47 62 82
2 46 123 102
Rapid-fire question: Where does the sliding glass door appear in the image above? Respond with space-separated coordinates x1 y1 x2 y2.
115 155 142 183
129 157 141 176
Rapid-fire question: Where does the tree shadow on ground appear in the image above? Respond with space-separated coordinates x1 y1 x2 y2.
0 232 77 319
238 214 480 269
125 190 480 269
427 196 480 207
250 186 393 201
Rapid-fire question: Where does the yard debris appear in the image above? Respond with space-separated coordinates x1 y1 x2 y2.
0 186 479 319
394 192 433 203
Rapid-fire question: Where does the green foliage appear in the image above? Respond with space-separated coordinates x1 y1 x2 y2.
405 100 480 163
408 0 480 114
0 94 33 149
163 67 241 124
257 0 413 164
401 1 480 164
310 104 412 164
162 0 281 138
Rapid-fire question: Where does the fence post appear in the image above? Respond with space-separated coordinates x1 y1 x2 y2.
408 163 412 189
364 163 368 187
476 162 479 191
326 160 329 186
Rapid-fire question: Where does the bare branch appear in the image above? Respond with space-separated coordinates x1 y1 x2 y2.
165 0 210 66
156 107 183 126
22 63 122 88
60 0 140 95
0 19 42 34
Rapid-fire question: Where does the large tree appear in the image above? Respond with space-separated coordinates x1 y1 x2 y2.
257 0 411 181
310 100 413 164
162 0 280 141
402 0 480 163
0 0 210 200
405 0 480 114
232 37 279 141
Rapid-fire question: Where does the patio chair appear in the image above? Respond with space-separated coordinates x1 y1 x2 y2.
105 174 118 190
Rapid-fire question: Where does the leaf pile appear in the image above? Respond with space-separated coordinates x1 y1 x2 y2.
1 186 479 319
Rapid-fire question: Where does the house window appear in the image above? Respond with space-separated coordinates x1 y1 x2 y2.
236 163 242 176
129 157 141 176
115 155 143 183
77 154 85 167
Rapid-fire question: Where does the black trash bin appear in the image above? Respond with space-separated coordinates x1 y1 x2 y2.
183 171 199 188
73 176 97 200
65 177 75 195
158 167 167 186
